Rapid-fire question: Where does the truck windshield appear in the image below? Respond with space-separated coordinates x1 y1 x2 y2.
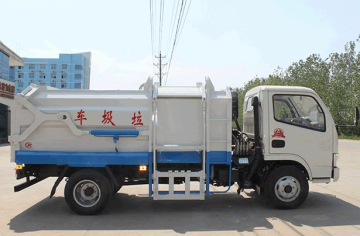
273 95 325 132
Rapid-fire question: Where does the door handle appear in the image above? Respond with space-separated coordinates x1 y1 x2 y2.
272 140 285 148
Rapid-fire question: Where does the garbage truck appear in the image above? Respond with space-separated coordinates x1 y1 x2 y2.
9 78 357 215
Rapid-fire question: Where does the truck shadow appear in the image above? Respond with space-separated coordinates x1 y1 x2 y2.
9 191 360 233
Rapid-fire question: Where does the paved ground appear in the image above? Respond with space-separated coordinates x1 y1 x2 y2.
1 140 360 235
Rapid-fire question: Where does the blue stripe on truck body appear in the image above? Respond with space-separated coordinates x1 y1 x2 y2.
15 150 230 166
15 151 151 167
15 150 231 196
157 151 202 164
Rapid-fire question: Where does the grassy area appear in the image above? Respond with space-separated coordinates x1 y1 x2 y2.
339 135 360 140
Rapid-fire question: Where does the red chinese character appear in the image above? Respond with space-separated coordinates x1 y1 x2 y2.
102 110 116 126
132 111 143 126
75 109 87 126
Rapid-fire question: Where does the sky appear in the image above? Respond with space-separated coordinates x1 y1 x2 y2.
1 0 360 90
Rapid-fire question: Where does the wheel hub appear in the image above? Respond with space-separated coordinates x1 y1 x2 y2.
73 180 101 208
284 185 292 193
84 187 95 196
274 176 301 202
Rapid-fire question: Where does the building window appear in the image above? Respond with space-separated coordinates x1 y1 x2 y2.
17 89 22 93
75 74 82 79
18 66 23 69
28 80 35 86
75 65 83 70
74 83 82 89
40 73 46 79
29 64 35 69
50 80 56 87
40 64 46 69
17 81 24 87
51 64 57 70
51 72 57 79
61 83 67 88
61 72 67 79
62 64 68 70
18 73 24 78
39 80 45 86
29 73 35 79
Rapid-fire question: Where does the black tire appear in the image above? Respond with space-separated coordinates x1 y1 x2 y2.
65 169 112 215
114 185 122 194
264 166 309 209
107 175 122 194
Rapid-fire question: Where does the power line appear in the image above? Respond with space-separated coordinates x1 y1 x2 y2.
165 0 187 85
149 0 191 85
150 0 154 58
166 0 181 57
150 0 156 76
165 0 191 85
158 0 165 51
174 0 192 54
154 0 157 52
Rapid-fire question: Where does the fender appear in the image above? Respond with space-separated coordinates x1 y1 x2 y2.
264 154 313 180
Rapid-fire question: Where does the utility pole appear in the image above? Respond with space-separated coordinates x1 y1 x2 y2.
154 51 167 86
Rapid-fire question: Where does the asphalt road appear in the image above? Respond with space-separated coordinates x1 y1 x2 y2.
1 140 360 235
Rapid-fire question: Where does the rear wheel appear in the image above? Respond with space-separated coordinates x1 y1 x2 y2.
65 169 112 215
264 166 309 209
114 186 122 194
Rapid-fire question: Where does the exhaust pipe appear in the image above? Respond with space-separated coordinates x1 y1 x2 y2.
245 96 262 183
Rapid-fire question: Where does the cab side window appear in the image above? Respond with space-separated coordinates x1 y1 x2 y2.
245 97 253 113
273 95 325 131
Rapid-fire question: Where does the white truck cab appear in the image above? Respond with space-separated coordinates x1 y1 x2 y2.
243 86 339 183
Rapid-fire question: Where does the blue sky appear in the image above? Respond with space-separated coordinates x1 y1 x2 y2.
1 0 360 90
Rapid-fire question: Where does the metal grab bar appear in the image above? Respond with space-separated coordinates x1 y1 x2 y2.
90 130 140 152
90 130 139 137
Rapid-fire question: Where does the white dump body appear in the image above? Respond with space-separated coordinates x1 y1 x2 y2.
10 78 232 162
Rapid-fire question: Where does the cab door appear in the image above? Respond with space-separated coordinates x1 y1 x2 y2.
268 92 333 178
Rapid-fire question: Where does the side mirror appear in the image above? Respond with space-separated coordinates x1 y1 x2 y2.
355 107 359 126
231 91 242 131
336 106 359 133
231 92 239 120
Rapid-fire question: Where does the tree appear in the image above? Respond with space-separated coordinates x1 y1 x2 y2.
234 36 360 136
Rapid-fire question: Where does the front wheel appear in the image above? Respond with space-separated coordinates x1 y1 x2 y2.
264 166 309 209
65 169 112 215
